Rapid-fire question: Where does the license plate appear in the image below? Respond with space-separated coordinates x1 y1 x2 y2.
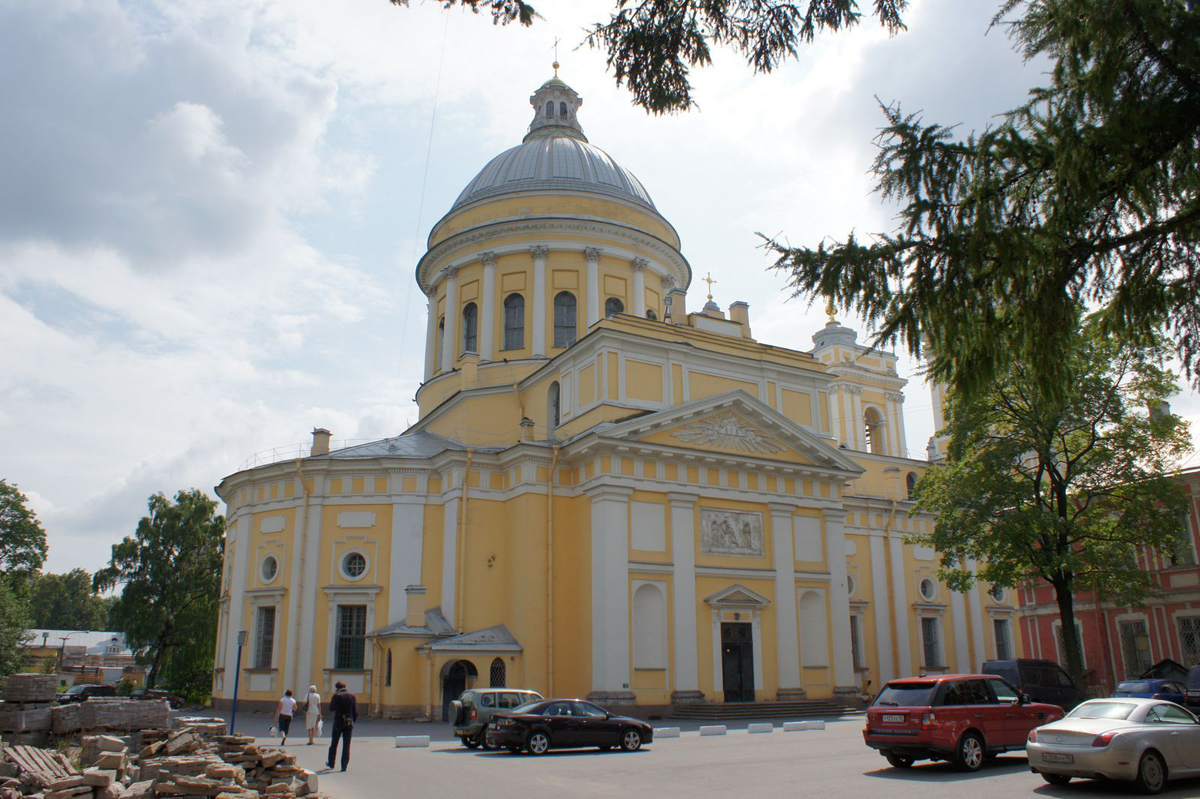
882 714 905 723
1042 753 1074 764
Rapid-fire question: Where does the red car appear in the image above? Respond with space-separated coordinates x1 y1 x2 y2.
863 674 1065 771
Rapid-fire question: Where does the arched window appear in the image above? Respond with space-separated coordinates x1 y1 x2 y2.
436 317 445 366
559 101 568 117
632 583 667 668
863 406 884 454
503 294 524 350
906 472 918 499
385 649 393 687
545 100 554 117
548 381 561 431
490 657 506 687
605 297 624 318
646 309 658 321
461 302 478 353
554 291 577 348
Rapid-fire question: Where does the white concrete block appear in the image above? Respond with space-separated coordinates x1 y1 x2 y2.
807 720 826 730
783 720 826 731
747 723 773 734
654 727 681 738
394 735 430 748
699 725 727 736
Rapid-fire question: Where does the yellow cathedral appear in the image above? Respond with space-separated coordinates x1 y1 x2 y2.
212 73 1023 718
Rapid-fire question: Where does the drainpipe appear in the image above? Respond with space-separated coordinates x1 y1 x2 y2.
291 459 312 694
546 445 560 696
456 449 475 634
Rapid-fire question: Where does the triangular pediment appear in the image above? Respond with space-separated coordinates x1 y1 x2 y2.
424 624 522 652
704 583 771 607
598 390 863 475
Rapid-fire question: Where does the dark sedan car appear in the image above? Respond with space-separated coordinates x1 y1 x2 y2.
484 699 653 755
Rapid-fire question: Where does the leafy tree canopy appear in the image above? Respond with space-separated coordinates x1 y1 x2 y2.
0 479 48 588
0 580 32 678
94 490 224 690
388 0 907 113
28 569 111 632
772 0 1200 402
912 320 1192 686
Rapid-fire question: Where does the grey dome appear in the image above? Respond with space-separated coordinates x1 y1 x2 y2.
451 136 657 212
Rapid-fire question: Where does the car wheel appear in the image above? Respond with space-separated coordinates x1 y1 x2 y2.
954 732 985 772
1041 773 1071 786
620 729 642 752
462 734 480 750
479 731 497 751
1133 750 1167 795
525 730 551 756
885 754 914 769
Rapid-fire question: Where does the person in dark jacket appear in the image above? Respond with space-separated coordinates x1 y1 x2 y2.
325 681 358 771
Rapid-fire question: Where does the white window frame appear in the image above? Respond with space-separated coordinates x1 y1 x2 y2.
919 615 945 670
1116 613 1153 679
1051 619 1087 669
992 617 1013 660
1175 610 1200 665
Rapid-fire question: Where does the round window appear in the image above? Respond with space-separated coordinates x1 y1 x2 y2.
919 577 936 602
261 556 278 582
989 585 1007 603
342 552 367 579
846 574 856 596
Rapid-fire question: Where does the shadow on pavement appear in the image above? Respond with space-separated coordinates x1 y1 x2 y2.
441 748 649 758
1032 776 1200 798
865 755 1029 782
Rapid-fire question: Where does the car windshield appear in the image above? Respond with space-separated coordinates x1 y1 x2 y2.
65 686 87 694
510 701 543 715
874 683 937 707
1116 681 1152 693
1068 702 1136 720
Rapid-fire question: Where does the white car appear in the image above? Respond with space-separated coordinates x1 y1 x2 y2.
1026 697 1200 794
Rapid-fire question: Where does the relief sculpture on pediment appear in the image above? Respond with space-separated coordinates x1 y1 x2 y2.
700 508 764 557
672 412 783 454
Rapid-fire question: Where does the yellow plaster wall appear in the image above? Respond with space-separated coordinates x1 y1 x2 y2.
688 371 759 402
625 360 664 403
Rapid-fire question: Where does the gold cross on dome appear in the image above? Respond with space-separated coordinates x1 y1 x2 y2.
552 37 561 75
703 272 718 300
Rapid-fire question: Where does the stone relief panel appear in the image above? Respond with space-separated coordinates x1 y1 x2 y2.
700 508 764 557
672 412 783 454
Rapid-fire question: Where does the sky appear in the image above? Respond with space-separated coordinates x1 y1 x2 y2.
3 0 1198 573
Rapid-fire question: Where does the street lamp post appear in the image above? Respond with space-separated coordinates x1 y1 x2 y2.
230 630 248 735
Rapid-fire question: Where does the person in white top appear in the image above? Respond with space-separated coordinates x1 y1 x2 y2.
304 685 322 745
275 689 297 745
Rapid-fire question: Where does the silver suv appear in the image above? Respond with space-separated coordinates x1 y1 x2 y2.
452 689 543 748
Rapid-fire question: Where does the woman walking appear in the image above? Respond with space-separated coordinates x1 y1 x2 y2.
274 689 297 746
304 685 322 745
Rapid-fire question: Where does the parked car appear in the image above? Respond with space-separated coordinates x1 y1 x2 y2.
451 688 543 749
863 674 1065 771
484 698 653 755
982 658 1089 710
130 688 184 709
1027 697 1200 793
1186 665 1200 709
55 684 116 704
1113 679 1188 705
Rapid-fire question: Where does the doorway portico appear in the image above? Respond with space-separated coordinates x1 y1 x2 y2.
705 585 769 702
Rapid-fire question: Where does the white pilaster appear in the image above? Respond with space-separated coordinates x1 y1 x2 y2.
423 295 437 380
889 536 913 677
950 589 971 672
828 385 842 446
222 514 251 685
441 497 459 628
292 493 324 689
967 560 986 670
585 247 602 327
850 387 864 451
824 511 855 687
440 266 459 373
388 500 426 624
669 492 699 692
589 485 632 694
896 393 909 458
631 258 647 317
886 392 905 458
751 612 764 691
480 253 497 361
868 535 894 684
770 503 801 691
531 245 548 356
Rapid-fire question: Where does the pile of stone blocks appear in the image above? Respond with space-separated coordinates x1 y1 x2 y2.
0 675 59 748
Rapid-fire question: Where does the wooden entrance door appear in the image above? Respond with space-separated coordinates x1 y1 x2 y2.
721 622 755 702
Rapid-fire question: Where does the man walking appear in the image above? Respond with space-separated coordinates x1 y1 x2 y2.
326 680 357 772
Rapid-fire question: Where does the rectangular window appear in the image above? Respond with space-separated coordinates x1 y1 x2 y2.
1055 621 1086 668
1119 619 1153 679
849 615 864 670
1178 616 1200 665
1170 513 1197 566
254 606 275 669
335 605 367 670
993 618 1012 660
921 617 942 669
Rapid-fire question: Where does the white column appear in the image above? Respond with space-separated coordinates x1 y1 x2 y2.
222 514 251 687
589 486 632 696
630 258 647 317
388 500 426 624
585 247 602 326
669 492 700 693
423 295 437 380
828 385 842 446
440 266 459 373
480 252 496 361
531 245 548 356
967 560 987 670
889 536 913 677
441 497 459 628
770 503 801 692
893 392 909 458
868 535 894 685
824 511 856 688
884 392 902 457
950 590 971 673
751 612 765 692
851 387 865 450
292 493 324 689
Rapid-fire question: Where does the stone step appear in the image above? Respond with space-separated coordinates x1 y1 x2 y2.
671 701 854 720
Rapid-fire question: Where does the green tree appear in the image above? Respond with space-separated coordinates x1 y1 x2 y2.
28 569 111 632
0 580 32 677
0 479 48 587
912 322 1191 688
388 0 907 112
771 1 1200 401
94 490 224 689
